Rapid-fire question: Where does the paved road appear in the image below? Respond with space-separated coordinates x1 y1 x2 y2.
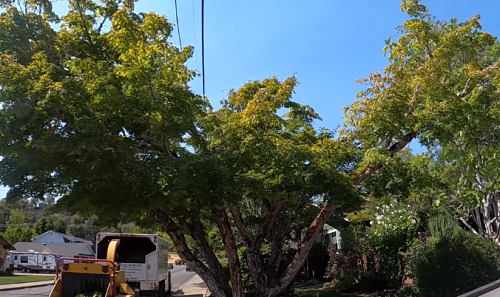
3 265 196 297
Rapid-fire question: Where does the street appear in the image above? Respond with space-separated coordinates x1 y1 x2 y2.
2 265 196 297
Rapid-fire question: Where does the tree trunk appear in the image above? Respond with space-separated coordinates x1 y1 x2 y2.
266 134 415 297
188 218 232 296
152 210 231 297
266 200 337 297
212 206 245 297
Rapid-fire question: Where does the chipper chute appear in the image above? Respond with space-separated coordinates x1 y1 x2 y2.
50 239 135 297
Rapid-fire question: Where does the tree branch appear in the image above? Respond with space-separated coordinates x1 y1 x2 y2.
212 205 245 297
405 84 420 117
257 199 283 246
151 209 229 297
352 131 417 185
269 198 308 278
267 197 338 297
230 205 252 245
186 217 232 296
460 217 480 235
229 204 270 293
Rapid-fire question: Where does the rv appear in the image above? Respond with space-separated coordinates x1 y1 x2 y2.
9 251 59 273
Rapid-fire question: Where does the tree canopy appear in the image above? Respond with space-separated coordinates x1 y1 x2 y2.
2 0 500 296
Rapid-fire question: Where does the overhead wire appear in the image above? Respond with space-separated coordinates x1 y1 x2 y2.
191 0 201 92
201 0 206 98
174 0 182 49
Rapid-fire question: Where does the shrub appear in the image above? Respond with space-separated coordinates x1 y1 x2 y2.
325 225 386 292
369 201 418 289
409 231 500 297
397 286 419 297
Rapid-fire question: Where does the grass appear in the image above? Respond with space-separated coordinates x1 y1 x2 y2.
0 275 54 285
295 289 365 297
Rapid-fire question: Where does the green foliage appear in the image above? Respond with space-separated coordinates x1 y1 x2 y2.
397 286 419 297
325 226 385 292
35 216 67 234
428 207 461 238
409 232 500 297
2 209 36 244
369 202 418 288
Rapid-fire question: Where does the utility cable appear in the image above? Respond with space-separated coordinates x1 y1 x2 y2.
201 0 206 98
174 0 182 49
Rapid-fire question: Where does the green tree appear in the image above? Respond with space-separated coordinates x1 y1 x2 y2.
5 0 495 296
344 0 500 241
3 209 35 244
0 1 362 296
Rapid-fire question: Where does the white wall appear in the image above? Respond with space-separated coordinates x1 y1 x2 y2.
33 232 65 243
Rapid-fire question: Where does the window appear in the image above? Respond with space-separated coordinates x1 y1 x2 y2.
20 256 28 263
43 256 47 261
14 255 17 260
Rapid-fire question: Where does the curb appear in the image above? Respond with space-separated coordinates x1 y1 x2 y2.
172 273 197 294
0 281 54 292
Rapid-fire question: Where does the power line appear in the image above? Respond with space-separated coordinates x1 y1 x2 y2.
174 0 182 49
191 0 200 80
201 0 206 98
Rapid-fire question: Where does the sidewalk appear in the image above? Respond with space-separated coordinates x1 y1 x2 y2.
173 274 208 297
0 280 54 291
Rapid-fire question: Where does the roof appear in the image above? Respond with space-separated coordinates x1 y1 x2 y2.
13 242 95 256
33 231 93 245
0 235 15 250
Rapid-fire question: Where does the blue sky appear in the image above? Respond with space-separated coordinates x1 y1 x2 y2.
1 0 500 198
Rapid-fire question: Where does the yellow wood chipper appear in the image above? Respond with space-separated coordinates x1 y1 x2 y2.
49 239 135 297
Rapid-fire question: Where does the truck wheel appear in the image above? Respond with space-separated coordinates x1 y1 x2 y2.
158 280 166 297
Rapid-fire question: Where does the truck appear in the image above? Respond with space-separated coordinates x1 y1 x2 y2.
96 232 171 296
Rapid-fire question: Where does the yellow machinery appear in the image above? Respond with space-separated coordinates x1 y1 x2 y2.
49 239 135 297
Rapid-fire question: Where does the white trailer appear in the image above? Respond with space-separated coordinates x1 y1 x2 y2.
9 251 58 273
96 232 171 296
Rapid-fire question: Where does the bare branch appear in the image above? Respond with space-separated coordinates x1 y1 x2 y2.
353 131 417 185
230 205 252 245
405 84 420 117
457 77 471 98
460 217 480 235
258 199 283 245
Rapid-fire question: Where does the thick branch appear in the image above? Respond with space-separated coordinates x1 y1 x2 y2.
229 205 269 293
258 199 283 244
187 217 232 296
212 205 245 297
269 198 308 278
152 209 229 297
267 198 337 297
460 218 480 235
352 131 417 185
230 205 252 245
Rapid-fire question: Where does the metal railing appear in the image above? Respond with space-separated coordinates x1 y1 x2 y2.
458 279 500 297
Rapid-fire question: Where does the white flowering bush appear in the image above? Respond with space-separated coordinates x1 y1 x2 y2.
368 200 418 288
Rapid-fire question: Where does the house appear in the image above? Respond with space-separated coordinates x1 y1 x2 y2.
32 230 93 245
0 235 15 274
321 223 342 249
13 242 95 258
